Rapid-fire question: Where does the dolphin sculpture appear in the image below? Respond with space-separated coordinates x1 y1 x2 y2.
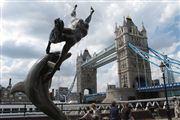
11 52 71 120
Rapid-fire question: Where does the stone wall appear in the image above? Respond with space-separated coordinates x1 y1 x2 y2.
103 87 136 102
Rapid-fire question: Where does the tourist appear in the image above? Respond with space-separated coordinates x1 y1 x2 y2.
85 106 91 113
110 101 120 120
173 97 180 119
121 103 134 120
91 103 101 120
79 109 94 120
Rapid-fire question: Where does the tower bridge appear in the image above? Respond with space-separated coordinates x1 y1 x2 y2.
73 16 180 102
81 44 117 68
76 16 152 101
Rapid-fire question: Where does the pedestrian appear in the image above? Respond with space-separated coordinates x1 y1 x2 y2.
84 106 91 113
173 97 180 119
91 103 101 120
79 109 94 120
110 101 120 120
121 103 134 120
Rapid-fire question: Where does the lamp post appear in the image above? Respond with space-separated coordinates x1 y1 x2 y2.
79 92 82 104
159 62 171 120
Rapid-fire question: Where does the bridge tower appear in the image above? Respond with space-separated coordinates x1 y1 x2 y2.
114 16 152 90
76 49 97 97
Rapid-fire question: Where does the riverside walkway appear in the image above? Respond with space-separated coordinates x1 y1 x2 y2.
1 97 180 120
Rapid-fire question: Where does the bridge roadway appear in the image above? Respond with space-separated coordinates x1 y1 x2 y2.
137 82 180 92
80 43 180 93
1 97 179 119
81 44 117 68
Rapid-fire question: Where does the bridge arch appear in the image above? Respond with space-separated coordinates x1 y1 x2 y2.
84 88 93 95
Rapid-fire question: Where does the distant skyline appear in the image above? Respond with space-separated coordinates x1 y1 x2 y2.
1 0 180 92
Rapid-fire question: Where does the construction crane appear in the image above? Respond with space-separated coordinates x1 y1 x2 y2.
66 72 77 99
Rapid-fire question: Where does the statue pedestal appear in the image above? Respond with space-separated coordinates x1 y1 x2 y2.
103 87 136 103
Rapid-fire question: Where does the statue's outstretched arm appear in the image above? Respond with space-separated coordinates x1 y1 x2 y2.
71 4 77 17
46 41 51 54
85 6 94 23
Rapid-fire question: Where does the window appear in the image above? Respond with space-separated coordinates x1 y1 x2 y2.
20 108 26 112
123 74 128 88
120 60 127 69
3 108 11 113
122 51 125 57
120 73 128 88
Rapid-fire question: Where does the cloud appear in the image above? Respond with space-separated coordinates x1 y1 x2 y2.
106 3 122 18
97 61 118 92
149 14 180 51
148 41 180 84
1 1 180 93
159 3 179 23
1 57 36 86
1 40 43 58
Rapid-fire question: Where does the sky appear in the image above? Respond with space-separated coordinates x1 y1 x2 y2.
0 0 180 92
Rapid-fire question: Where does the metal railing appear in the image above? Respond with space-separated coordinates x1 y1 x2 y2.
0 97 179 118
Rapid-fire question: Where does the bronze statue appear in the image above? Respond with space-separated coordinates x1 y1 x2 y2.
11 52 70 120
11 5 94 120
45 4 94 79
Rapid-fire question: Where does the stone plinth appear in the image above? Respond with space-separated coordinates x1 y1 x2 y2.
103 88 136 103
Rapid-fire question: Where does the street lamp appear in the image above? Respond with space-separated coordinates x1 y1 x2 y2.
79 92 82 104
159 62 171 120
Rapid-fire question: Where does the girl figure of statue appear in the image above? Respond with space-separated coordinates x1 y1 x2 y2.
45 5 94 80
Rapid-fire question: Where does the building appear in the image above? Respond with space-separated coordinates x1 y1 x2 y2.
111 16 151 99
55 87 68 102
164 56 175 84
115 16 152 89
76 49 97 96
67 92 80 103
0 78 29 103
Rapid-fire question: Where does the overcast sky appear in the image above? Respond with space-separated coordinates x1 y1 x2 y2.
1 0 180 92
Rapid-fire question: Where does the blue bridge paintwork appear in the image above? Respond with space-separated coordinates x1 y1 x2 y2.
137 82 180 92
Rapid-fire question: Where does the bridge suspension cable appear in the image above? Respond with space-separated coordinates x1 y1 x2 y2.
128 42 180 75
148 47 180 66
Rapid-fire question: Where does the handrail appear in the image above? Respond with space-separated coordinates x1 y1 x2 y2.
0 98 178 118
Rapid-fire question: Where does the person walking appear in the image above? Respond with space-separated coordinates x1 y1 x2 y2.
79 109 94 120
121 103 134 120
110 101 120 120
173 97 180 119
91 103 101 120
